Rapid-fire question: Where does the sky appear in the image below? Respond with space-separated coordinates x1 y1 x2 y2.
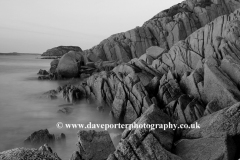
0 0 182 53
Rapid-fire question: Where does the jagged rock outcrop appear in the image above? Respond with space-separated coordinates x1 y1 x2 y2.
24 129 65 145
46 6 240 120
83 27 157 63
143 8 240 111
59 84 87 103
180 68 203 100
165 94 205 125
71 130 115 160
202 57 240 109
42 46 82 57
107 105 182 160
157 72 183 106
38 1 240 160
159 9 240 75
80 0 240 63
48 52 206 123
0 144 61 160
73 7 240 159
106 100 240 160
56 60 160 123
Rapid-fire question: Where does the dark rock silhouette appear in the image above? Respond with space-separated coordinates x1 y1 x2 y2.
42 46 82 57
24 129 65 145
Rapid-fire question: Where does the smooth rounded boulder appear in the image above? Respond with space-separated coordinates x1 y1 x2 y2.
56 51 84 78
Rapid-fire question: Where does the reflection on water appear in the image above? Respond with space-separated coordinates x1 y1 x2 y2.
0 55 121 160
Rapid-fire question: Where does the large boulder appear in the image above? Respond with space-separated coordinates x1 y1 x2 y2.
56 51 84 78
42 46 82 56
74 130 115 160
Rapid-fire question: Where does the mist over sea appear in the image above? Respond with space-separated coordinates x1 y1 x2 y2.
0 54 121 160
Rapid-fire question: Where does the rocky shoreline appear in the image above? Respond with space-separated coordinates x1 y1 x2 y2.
3 0 240 159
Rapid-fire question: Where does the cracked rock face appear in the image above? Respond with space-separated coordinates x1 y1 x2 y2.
72 130 115 160
183 102 240 139
159 10 240 75
108 105 181 160
157 73 183 106
59 84 87 103
202 57 240 109
170 94 205 125
174 133 236 160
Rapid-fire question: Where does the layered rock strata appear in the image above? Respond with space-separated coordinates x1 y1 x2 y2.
81 0 240 63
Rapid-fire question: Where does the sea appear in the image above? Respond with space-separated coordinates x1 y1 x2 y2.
0 54 121 160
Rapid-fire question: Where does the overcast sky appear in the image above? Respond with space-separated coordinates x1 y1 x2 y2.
0 0 182 53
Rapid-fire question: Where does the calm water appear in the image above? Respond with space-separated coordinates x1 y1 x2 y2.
0 55 121 160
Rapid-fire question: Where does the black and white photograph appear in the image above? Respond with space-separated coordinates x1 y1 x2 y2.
1 0 240 159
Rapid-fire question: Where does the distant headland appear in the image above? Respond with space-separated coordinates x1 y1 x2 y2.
0 52 41 55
